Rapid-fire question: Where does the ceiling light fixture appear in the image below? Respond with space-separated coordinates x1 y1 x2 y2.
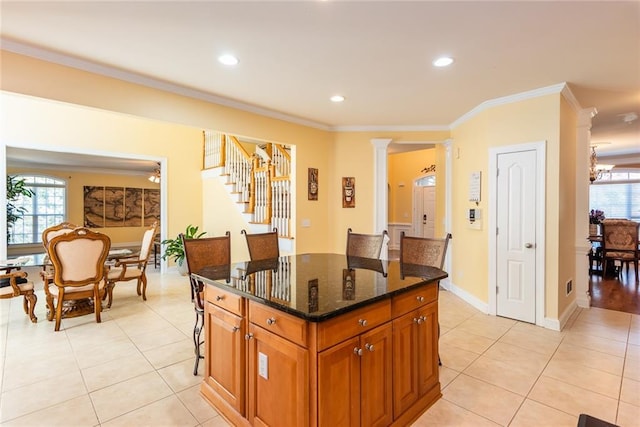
148 163 161 184
433 56 454 67
218 54 239 66
330 95 345 103
589 145 614 183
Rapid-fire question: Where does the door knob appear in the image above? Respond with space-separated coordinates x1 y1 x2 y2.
525 243 534 248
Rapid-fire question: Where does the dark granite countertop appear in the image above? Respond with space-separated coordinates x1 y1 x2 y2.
193 253 448 322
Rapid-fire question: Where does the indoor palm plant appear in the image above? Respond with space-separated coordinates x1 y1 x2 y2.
6 175 34 242
161 224 206 273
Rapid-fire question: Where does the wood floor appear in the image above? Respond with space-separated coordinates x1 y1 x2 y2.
590 265 640 315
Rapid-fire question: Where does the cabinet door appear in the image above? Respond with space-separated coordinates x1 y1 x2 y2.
417 301 439 395
205 302 245 414
392 310 419 416
247 323 309 427
318 336 360 427
360 323 393 427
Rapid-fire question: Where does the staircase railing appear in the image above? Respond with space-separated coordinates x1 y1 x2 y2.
203 131 292 238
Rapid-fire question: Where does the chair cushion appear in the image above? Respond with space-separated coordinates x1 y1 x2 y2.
605 251 636 261
107 267 143 281
0 281 34 296
47 281 105 296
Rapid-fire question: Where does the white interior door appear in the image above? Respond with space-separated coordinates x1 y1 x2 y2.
421 187 436 238
496 150 537 323
413 183 436 238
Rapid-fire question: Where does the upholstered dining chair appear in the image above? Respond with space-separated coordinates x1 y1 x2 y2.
41 221 78 320
399 231 452 366
181 231 231 375
47 227 111 331
601 219 639 281
105 222 158 307
399 232 451 269
241 228 279 261
346 228 389 259
0 269 37 323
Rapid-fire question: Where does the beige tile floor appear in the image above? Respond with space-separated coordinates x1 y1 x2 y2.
1 267 639 426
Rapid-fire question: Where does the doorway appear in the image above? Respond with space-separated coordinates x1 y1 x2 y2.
413 175 436 238
488 141 546 325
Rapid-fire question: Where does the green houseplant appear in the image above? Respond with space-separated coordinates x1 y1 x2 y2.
161 224 207 269
6 175 34 242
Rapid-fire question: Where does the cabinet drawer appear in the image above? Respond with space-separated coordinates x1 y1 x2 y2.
249 301 308 348
205 285 243 316
317 300 391 351
391 283 438 318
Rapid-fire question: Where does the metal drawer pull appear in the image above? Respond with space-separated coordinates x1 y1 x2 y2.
354 347 363 356
266 317 276 325
245 333 254 340
232 326 240 332
365 343 375 352
416 296 424 302
215 295 224 301
358 319 368 327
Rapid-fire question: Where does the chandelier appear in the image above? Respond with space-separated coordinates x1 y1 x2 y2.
148 163 161 183
589 146 614 183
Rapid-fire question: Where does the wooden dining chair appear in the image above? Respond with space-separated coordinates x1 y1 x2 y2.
105 222 158 307
41 221 78 320
600 219 639 281
0 269 37 323
181 231 231 375
241 228 279 261
346 228 389 259
399 231 451 366
47 227 111 331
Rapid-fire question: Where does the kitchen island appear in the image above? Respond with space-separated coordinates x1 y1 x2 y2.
193 253 447 427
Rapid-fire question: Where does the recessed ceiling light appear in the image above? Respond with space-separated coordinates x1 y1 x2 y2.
433 56 454 67
218 54 239 66
330 95 345 103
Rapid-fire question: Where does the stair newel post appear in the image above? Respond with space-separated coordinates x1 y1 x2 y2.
266 160 274 226
249 156 258 214
220 134 227 168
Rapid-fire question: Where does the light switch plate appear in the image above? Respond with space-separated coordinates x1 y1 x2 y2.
259 352 268 379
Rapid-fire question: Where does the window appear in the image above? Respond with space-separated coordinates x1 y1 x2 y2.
589 172 640 222
10 175 67 244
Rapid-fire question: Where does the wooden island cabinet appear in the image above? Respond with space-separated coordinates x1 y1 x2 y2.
195 254 447 427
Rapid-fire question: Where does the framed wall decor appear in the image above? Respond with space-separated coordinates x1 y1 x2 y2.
308 168 318 200
342 177 355 208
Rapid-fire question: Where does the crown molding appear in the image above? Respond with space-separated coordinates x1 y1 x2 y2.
449 83 579 131
3 39 582 134
1 38 332 131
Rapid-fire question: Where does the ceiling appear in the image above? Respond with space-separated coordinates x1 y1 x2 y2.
2 0 639 171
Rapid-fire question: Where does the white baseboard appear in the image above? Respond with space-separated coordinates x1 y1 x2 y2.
442 280 489 314
544 300 578 331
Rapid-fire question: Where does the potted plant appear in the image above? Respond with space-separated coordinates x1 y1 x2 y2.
589 209 605 235
6 175 34 242
161 224 206 274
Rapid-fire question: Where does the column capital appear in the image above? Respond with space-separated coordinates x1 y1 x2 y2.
370 138 392 149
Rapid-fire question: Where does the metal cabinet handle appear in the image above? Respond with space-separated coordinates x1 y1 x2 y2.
245 333 254 340
266 317 276 326
358 319 368 327
416 296 425 303
525 243 534 248
365 343 375 352
232 326 240 332
413 317 420 324
215 295 224 301
354 347 363 356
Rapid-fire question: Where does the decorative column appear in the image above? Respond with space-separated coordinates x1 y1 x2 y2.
575 107 597 308
371 138 392 258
